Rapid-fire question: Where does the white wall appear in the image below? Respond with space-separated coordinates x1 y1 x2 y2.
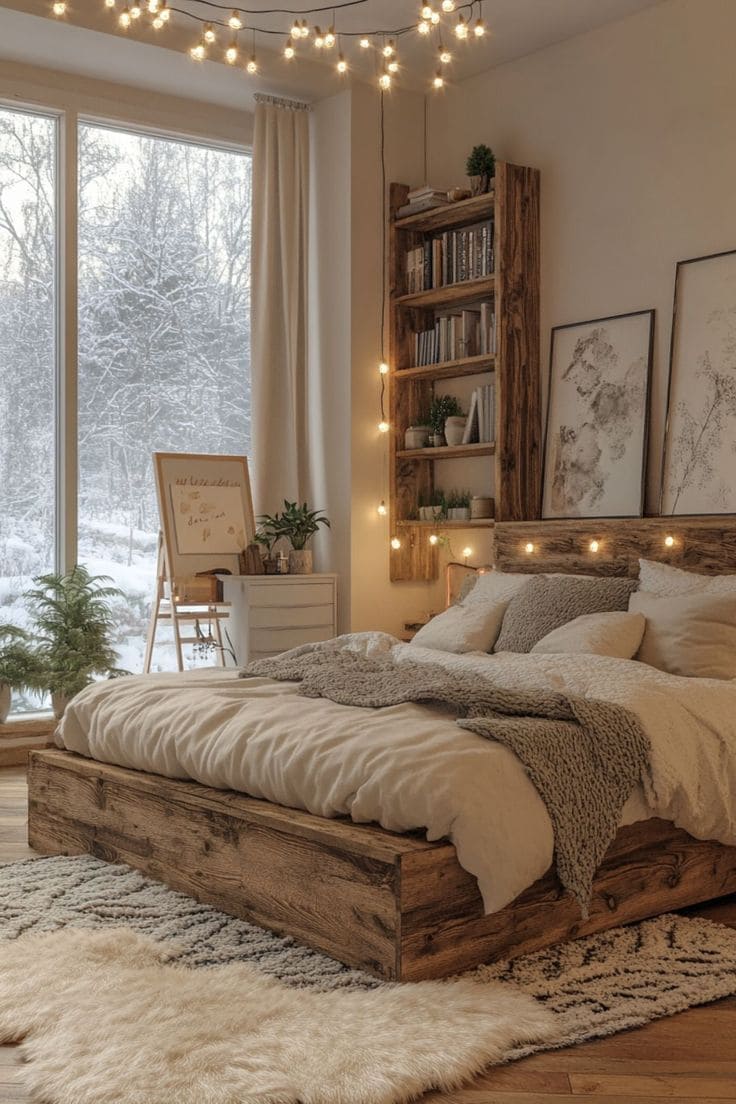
427 0 736 510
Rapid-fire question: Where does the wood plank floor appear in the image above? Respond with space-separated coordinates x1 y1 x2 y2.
1 766 735 1102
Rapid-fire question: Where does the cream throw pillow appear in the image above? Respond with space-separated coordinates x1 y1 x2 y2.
412 570 531 654
638 558 736 598
629 591 736 680
532 611 646 659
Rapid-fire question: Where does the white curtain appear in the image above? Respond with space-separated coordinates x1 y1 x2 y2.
251 94 311 516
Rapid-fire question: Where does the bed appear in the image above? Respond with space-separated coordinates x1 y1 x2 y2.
27 516 736 980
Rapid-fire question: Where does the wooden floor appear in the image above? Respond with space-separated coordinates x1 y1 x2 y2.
2 767 736 1102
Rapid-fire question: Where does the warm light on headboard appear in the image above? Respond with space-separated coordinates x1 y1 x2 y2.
664 534 675 548
524 542 535 554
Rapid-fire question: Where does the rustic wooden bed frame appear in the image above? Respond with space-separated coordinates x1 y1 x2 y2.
26 516 736 981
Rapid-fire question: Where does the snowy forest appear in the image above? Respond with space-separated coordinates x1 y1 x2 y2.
0 108 252 707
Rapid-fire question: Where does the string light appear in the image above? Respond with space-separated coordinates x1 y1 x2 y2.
324 25 336 48
474 16 486 37
378 70 391 90
378 420 389 433
525 542 535 554
382 39 395 57
378 361 389 375
359 36 371 47
433 71 444 88
430 10 440 24
377 501 387 517
152 12 165 28
455 14 468 38
337 52 348 73
314 26 325 47
429 534 439 545
442 0 456 9
119 7 131 27
417 19 430 35
104 0 116 7
159 3 170 22
438 45 452 64
387 57 399 74
665 534 675 548
299 20 310 38
52 0 66 13
589 539 600 553
190 38 206 60
203 22 216 43
289 18 301 37
283 37 295 58
130 2 141 18
246 54 258 73
228 10 242 29
146 0 159 12
225 38 238 63
420 4 433 17
462 546 473 562
390 537 401 550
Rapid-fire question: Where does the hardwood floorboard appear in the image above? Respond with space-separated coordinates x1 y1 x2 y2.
1 766 735 1103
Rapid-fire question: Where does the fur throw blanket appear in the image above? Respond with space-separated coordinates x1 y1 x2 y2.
242 646 650 915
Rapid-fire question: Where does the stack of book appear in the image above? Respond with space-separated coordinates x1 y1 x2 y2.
412 304 497 366
396 185 448 220
404 220 494 292
462 383 496 444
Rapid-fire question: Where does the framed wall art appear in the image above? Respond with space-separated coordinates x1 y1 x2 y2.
541 310 654 519
661 249 736 516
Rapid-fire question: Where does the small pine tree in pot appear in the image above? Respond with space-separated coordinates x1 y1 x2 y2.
0 627 42 724
24 566 128 719
465 144 495 195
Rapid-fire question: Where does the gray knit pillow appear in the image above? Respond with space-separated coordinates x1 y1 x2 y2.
494 575 638 654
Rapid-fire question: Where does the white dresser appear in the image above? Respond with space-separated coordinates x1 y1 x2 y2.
219 574 338 665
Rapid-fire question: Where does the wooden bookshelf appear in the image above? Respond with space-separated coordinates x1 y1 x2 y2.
388 164 541 582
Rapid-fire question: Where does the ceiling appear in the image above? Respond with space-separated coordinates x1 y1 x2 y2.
0 0 665 108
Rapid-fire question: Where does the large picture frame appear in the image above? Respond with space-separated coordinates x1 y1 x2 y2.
153 452 255 584
541 310 654 520
660 249 736 516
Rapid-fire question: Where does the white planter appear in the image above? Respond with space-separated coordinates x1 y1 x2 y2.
0 683 10 725
404 425 430 450
444 416 466 447
288 549 313 575
448 507 471 521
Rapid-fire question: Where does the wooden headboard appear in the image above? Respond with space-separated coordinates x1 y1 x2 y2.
493 517 736 577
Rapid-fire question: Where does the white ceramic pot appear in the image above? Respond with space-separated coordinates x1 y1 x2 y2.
289 549 313 575
0 683 10 725
455 507 471 521
404 425 430 450
51 691 70 720
444 416 466 447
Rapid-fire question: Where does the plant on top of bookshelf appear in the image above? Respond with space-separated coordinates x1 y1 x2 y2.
466 144 495 195
428 394 463 445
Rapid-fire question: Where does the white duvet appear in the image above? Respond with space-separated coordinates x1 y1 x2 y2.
57 633 736 915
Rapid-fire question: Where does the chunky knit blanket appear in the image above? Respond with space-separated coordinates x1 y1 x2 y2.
241 647 650 914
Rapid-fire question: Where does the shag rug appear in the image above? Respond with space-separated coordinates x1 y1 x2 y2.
1 856 736 1104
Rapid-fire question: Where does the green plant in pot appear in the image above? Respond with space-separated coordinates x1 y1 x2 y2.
24 565 128 719
253 516 284 574
465 143 495 195
273 500 331 575
428 394 463 446
0 626 42 724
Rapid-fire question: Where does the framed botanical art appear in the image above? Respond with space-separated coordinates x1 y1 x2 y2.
661 249 736 516
541 310 654 519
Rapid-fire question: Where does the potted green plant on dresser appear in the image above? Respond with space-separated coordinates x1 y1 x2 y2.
275 501 331 575
24 566 128 718
0 626 41 723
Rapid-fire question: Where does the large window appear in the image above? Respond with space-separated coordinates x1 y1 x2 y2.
0 107 57 712
0 105 251 703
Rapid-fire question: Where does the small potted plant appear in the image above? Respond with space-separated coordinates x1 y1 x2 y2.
430 490 445 521
465 144 495 195
24 566 128 719
428 395 463 447
270 500 331 575
0 626 41 724
254 515 284 574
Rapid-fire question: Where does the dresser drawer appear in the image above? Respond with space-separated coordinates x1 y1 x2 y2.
248 583 334 608
250 604 334 630
249 625 334 653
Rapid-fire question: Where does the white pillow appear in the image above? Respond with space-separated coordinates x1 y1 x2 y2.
638 558 736 598
629 591 736 680
532 611 646 659
412 569 530 654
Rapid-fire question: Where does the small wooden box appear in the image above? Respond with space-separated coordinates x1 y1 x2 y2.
173 575 223 604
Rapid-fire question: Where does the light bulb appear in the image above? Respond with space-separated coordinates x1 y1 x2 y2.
474 18 486 37
665 535 675 548
119 8 131 27
130 3 141 18
284 38 295 59
433 71 444 88
455 15 468 37
324 26 335 47
390 537 401 550
159 4 170 21
290 19 300 37
52 0 66 13
337 55 348 73
378 71 391 90
430 10 440 24
228 10 242 29
462 546 473 560
429 534 439 545
417 20 430 34
387 59 399 73
225 41 238 63
378 361 389 375
152 14 164 28
359 36 371 48
246 55 258 73
383 40 395 57
525 542 535 554
147 0 159 12
300 21 310 38
589 540 600 553
378 420 390 433
421 4 433 18
203 23 216 43
438 46 451 63
441 0 455 10
190 40 206 60
105 0 116 7
377 501 387 516
314 26 324 48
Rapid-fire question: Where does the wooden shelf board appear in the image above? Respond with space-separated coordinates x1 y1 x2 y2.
396 443 495 461
394 276 494 311
397 519 494 529
393 191 495 233
394 355 494 382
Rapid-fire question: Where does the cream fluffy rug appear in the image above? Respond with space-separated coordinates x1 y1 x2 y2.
0 927 553 1104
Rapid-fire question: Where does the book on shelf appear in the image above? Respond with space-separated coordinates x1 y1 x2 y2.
403 219 494 293
396 188 448 219
462 382 495 444
410 304 495 367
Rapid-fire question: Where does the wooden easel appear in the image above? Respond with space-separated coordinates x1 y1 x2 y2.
144 532 229 673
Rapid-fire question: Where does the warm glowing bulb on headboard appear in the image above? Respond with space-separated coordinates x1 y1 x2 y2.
525 542 535 554
589 539 600 553
390 537 401 550
664 534 675 548
462 546 473 562
429 534 439 546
